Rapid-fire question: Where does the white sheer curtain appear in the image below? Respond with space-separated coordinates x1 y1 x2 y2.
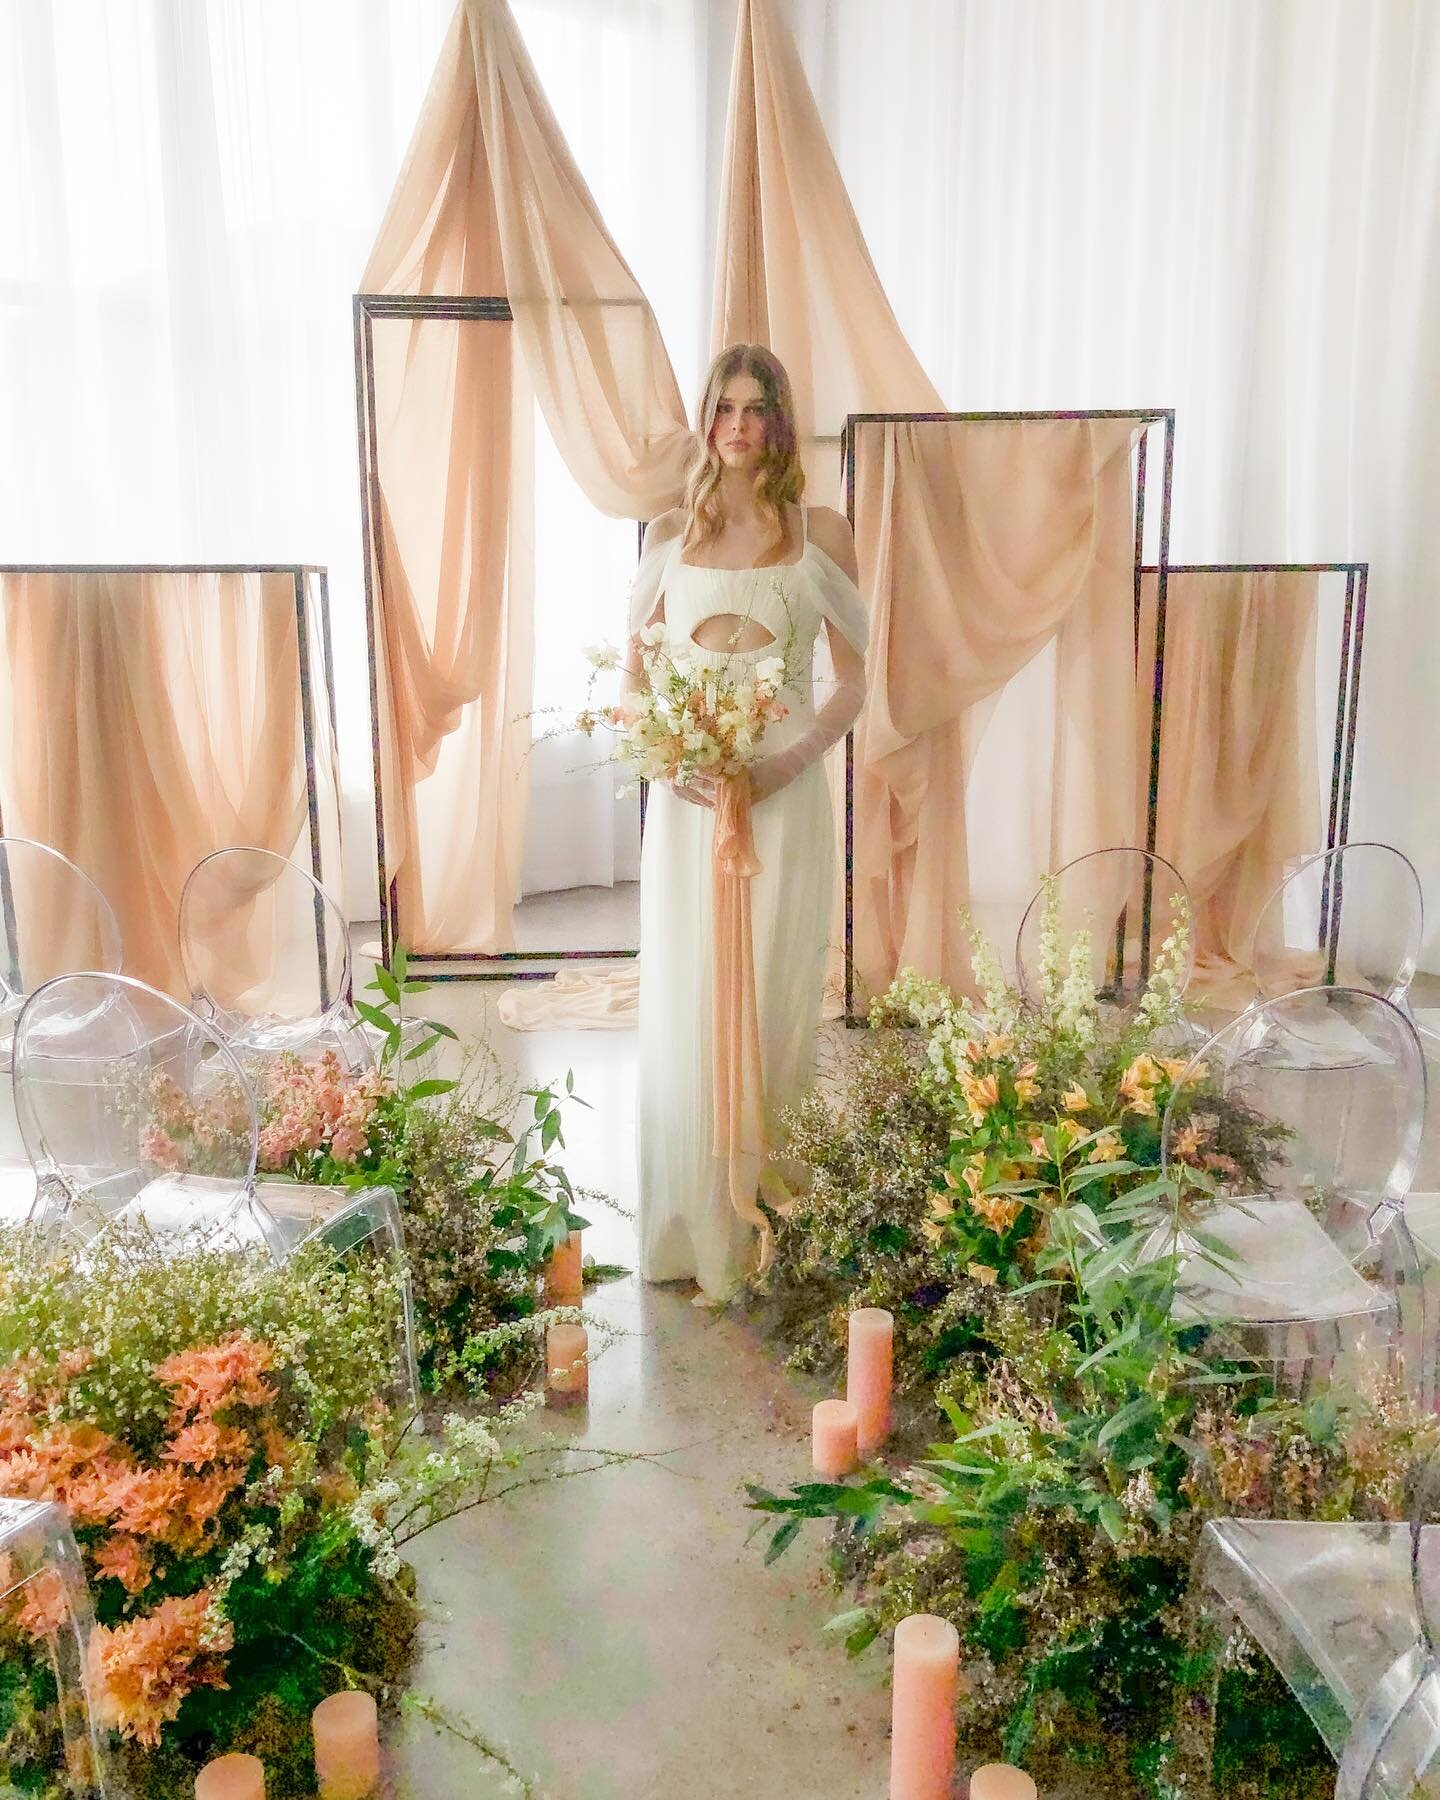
0 0 710 917
785 0 1440 966
3 0 1437 960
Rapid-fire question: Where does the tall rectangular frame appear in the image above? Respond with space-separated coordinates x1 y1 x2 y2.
840 408 1176 1023
355 291 644 981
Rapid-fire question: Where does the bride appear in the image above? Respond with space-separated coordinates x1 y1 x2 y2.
623 344 868 1300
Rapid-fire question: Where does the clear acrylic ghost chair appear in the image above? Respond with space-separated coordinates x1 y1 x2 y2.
179 846 439 1081
12 972 419 1420
1157 986 1431 1406
1016 847 1195 1018
1196 1450 1440 1797
0 838 123 1225
179 846 364 1070
0 1498 115 1797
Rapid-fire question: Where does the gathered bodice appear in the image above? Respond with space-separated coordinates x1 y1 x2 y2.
664 550 823 671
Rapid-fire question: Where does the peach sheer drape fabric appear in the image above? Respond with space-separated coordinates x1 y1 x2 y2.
711 0 942 497
0 570 307 995
361 0 693 952
709 773 777 1257
852 418 1144 1002
1141 569 1321 999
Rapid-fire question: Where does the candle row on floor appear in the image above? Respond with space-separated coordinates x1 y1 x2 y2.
812 1305 894 1477
809 1311 1037 1800
196 1691 379 1799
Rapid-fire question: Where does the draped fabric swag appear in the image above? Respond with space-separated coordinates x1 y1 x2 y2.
1141 569 1320 999
851 418 1143 1001
361 0 693 954
0 571 309 995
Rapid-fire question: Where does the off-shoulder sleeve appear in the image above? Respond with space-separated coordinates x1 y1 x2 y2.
627 513 685 637
808 544 870 663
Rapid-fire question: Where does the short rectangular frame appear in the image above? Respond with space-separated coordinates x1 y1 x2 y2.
1139 560 1369 980
841 408 1176 1023
0 561 341 999
355 291 644 981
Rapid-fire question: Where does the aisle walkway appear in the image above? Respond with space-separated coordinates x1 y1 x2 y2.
379 971 896 1799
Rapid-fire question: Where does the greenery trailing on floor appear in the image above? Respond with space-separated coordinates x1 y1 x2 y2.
743 892 1435 1798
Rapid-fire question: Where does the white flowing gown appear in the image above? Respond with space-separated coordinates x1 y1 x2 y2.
632 507 868 1298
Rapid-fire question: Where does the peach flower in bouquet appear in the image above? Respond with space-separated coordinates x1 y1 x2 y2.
577 610 794 794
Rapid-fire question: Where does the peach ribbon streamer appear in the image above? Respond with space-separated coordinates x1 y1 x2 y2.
710 773 788 1269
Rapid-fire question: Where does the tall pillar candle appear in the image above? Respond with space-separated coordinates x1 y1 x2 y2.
313 1690 380 1799
847 1307 893 1456
544 1232 584 1307
195 1754 265 1800
889 1613 959 1800
969 1767 1037 1800
812 1398 859 1479
546 1322 589 1406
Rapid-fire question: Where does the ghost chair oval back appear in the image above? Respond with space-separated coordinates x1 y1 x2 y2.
12 970 269 1253
179 845 360 1072
1251 841 1423 1007
0 1497 117 1797
1015 847 1194 1018
179 847 441 1082
0 837 123 1224
1197 1450 1440 1798
1157 985 1431 1409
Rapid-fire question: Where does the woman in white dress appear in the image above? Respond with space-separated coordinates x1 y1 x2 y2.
623 345 868 1300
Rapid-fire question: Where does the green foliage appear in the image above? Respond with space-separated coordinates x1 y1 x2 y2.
744 903 1435 1796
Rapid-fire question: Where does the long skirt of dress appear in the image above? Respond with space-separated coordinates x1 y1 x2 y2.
637 760 833 1298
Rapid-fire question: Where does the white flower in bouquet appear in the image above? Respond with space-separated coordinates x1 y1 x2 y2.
582 640 621 670
755 653 787 694
573 604 798 793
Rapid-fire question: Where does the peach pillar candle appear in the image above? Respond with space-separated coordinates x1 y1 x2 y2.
546 1322 589 1406
847 1307 893 1456
812 1398 859 1479
889 1613 960 1800
544 1231 584 1307
312 1689 380 1800
968 1766 1038 1800
195 1753 264 1800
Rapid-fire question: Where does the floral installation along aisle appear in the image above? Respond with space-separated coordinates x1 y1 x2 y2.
0 958 629 1798
745 891 1437 1800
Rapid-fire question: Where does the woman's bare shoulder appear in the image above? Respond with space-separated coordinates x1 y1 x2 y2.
806 505 858 580
642 507 687 549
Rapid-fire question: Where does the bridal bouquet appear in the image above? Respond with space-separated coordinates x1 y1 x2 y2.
575 623 792 792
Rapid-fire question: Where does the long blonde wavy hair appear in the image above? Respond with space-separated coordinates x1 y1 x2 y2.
682 344 804 561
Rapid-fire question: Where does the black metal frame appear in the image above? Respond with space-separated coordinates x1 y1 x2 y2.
1140 561 1369 981
840 409 1176 1023
0 562 340 992
355 292 644 980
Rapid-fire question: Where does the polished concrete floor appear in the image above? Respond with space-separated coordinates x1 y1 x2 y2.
374 964 904 1800
369 942 1440 1798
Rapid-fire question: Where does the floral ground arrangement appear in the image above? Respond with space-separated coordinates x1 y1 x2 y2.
744 898 1438 1799
0 964 624 1797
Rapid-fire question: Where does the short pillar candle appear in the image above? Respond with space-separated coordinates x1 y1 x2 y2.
812 1398 859 1479
847 1307 893 1456
544 1232 584 1307
889 1613 960 1800
195 1753 265 1800
312 1689 380 1800
546 1322 589 1406
968 1766 1038 1800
